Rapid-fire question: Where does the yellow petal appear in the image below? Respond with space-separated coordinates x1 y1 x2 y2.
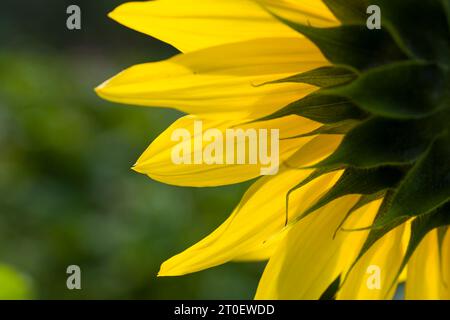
405 229 450 299
337 223 408 300
96 37 327 119
398 266 408 283
255 197 381 299
442 230 450 298
158 148 343 276
108 0 303 52
233 231 285 262
256 0 339 28
133 115 332 187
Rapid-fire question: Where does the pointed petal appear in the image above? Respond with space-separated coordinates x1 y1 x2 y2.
337 224 409 300
108 0 302 52
255 197 381 299
133 115 332 187
95 37 327 119
256 0 338 28
405 229 450 299
158 148 343 276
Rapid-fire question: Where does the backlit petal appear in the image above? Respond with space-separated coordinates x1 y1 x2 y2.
158 145 343 276
405 229 450 299
95 37 327 119
108 0 303 52
255 197 381 299
337 224 409 300
133 115 335 187
256 0 338 28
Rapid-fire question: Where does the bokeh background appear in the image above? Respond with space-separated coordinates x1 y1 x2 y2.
0 0 265 299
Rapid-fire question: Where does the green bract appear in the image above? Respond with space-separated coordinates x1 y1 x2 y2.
262 0 450 293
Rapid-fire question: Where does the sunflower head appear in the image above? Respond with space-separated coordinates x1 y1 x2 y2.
97 0 450 299
261 0 450 291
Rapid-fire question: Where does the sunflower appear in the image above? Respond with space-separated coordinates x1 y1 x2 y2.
96 0 450 299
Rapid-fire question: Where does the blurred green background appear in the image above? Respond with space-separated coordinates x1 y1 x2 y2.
0 0 264 299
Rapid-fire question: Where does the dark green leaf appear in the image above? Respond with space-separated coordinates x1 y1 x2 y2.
329 61 449 119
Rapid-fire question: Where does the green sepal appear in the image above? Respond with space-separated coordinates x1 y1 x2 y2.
280 22 407 70
373 134 450 229
299 166 405 220
315 117 439 169
267 66 357 88
319 275 341 300
373 0 450 64
346 135 450 291
256 93 367 124
327 61 449 119
283 120 359 140
323 0 369 23
324 0 449 64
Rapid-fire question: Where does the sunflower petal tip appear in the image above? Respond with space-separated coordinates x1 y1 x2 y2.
94 81 109 97
158 263 180 277
106 5 122 22
131 161 146 174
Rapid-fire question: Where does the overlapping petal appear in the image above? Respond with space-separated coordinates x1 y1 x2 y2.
158 139 343 276
405 229 450 299
133 114 335 187
255 197 382 299
96 37 327 119
337 224 409 300
256 0 339 28
108 0 309 52
97 0 444 302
